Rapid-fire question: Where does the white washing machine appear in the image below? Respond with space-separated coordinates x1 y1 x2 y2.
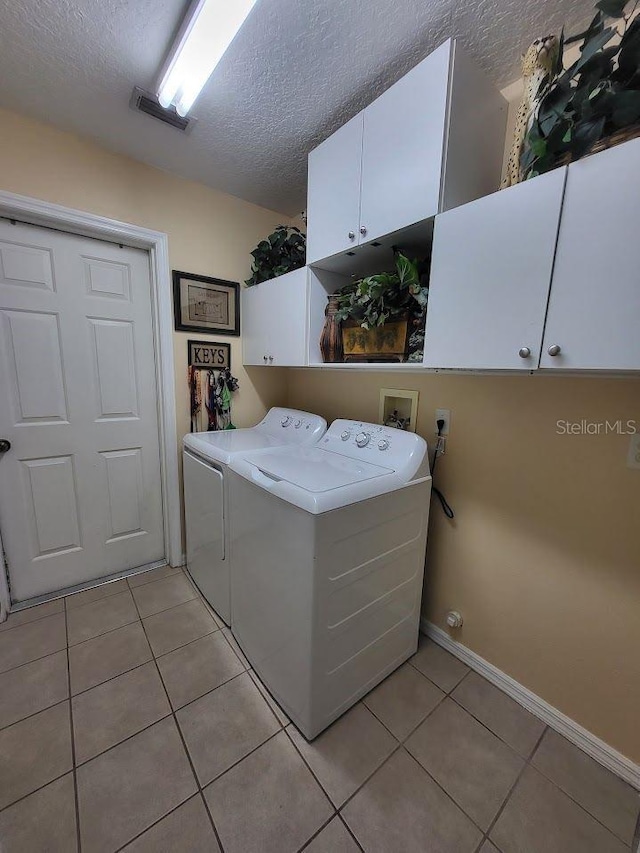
182 408 327 625
228 419 431 738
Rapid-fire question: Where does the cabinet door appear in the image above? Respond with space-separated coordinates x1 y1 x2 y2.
423 167 567 370
241 283 266 365
306 113 364 264
265 268 308 366
359 40 451 244
541 139 640 370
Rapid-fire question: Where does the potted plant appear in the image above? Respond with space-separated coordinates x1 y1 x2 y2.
522 0 640 179
245 225 306 286
324 251 428 363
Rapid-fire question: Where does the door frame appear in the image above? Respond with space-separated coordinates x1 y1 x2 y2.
0 190 182 618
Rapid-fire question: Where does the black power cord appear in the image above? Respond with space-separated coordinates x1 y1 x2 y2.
431 418 455 519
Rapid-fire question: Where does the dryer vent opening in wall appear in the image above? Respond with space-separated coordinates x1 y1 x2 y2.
129 88 196 133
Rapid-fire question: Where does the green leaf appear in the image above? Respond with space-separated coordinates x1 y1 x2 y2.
563 128 572 142
570 28 615 76
530 136 548 157
595 0 627 17
612 89 640 126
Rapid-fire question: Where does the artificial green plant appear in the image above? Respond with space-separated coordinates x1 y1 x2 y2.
334 251 428 331
522 0 640 178
245 225 306 286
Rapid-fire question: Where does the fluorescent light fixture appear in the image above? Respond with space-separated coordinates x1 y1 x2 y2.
157 0 258 117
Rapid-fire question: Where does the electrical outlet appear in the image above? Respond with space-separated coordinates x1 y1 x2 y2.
435 408 450 436
627 434 640 469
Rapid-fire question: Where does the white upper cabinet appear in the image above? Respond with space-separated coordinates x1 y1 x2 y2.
540 138 640 371
359 44 450 244
241 282 266 366
306 39 507 267
424 167 567 370
306 113 364 265
241 268 308 367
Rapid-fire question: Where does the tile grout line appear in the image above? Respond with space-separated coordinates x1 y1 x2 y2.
282 724 341 813
398 743 489 839
0 603 65 634
126 566 183 591
338 813 367 853
474 724 550 853
64 606 83 853
295 813 340 853
0 695 70 736
446 689 536 760
111 793 205 853
363 684 446 745
128 583 228 853
525 742 640 847
412 644 640 846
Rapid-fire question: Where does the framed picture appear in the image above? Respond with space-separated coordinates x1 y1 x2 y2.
187 340 230 370
173 270 240 336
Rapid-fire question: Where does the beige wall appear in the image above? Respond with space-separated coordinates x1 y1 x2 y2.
0 107 289 443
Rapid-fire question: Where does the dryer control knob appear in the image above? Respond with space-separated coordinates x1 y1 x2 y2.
378 439 390 451
294 419 302 428
341 431 350 441
281 416 292 427
356 432 370 447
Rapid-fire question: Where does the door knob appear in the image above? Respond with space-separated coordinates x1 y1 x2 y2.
518 347 531 359
359 226 367 236
348 231 355 240
0 439 11 453
547 344 562 357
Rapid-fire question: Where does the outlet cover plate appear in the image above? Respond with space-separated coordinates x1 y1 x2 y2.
627 434 640 469
435 408 450 436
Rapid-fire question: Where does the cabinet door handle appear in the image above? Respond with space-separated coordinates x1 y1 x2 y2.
269 356 274 363
348 231 355 240
518 347 531 359
359 226 367 236
263 355 268 363
547 344 562 357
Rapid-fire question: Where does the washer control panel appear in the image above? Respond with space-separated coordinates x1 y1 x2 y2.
322 419 429 479
322 421 402 458
259 408 327 444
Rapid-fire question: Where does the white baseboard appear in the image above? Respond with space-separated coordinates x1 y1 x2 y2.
421 618 640 791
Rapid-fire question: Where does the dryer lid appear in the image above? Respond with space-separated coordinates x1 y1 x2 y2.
250 446 393 493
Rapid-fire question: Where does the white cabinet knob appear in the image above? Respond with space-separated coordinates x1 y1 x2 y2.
348 231 355 240
548 344 562 357
518 347 531 359
359 226 367 236
263 355 268 362
269 355 274 363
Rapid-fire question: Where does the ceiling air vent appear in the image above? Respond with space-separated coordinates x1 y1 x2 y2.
130 87 196 133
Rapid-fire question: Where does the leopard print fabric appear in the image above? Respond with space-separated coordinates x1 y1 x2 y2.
501 35 559 189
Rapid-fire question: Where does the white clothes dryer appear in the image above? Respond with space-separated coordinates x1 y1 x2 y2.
182 408 327 625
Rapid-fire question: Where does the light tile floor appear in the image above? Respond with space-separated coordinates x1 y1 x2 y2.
0 565 638 852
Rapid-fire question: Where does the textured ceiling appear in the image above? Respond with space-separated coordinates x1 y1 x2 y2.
0 0 592 215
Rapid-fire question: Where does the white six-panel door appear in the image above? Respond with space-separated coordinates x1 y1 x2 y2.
0 220 164 601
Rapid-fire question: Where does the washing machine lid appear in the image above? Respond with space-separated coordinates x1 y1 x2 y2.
183 408 327 465
183 430 283 464
247 447 393 492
